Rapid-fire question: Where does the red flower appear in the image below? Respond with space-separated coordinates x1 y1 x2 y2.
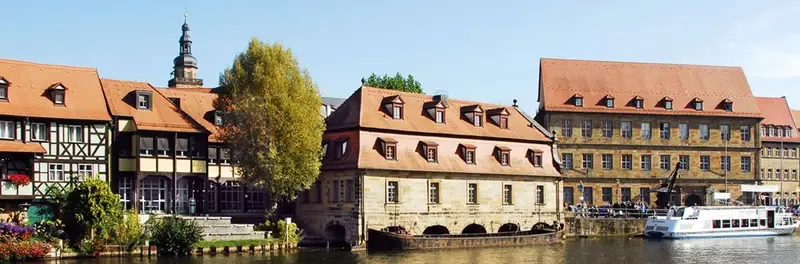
8 174 31 187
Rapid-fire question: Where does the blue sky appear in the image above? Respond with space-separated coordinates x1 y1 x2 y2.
3 1 800 115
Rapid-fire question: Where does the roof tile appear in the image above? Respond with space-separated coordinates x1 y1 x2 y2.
100 79 205 133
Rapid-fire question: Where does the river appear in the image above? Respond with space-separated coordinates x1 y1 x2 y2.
48 236 800 264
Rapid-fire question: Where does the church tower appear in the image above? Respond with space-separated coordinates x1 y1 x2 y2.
168 13 203 88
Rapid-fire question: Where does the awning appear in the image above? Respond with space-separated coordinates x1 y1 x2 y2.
0 141 45 153
741 184 779 193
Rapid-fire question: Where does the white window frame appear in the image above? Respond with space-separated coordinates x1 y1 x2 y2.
641 155 652 171
67 125 83 143
0 121 14 139
562 153 573 169
31 122 47 141
741 156 751 172
699 124 710 140
720 124 730 141
700 156 710 171
428 182 440 204
562 120 572 138
387 181 399 204
503 184 513 205
119 177 134 209
48 163 65 181
602 120 613 138
641 122 651 140
536 185 545 204
601 154 613 170
392 106 402 119
467 183 478 204
621 121 632 138
621 155 632 170
435 110 444 123
137 93 151 109
77 164 93 180
679 123 689 140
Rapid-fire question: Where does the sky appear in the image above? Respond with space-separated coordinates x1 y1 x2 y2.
3 1 800 115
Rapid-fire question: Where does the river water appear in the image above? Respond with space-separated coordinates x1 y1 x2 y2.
49 236 800 264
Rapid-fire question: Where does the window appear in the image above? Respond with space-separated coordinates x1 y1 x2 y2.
331 180 340 203
769 126 775 137
786 127 793 138
700 156 710 171
641 122 651 139
784 148 789 158
214 112 224 126
602 187 613 203
699 124 710 140
208 147 217 164
660 122 670 140
435 110 444 124
741 126 751 142
724 102 733 112
67 125 83 143
792 148 797 158
564 187 575 205
562 120 572 138
602 120 613 138
219 149 231 165
387 181 398 203
473 114 483 127
634 99 644 109
660 155 671 170
0 80 6 101
496 147 510 166
767 148 773 157
465 148 476 164
761 126 766 137
468 183 478 204
501 151 509 166
31 123 47 141
622 154 632 170
720 125 730 141
760 169 765 179
136 91 151 109
392 105 402 119
385 145 395 160
606 98 614 108
0 121 14 139
679 155 689 170
220 181 244 212
679 123 689 140
499 116 508 129
583 187 593 205
776 170 782 180
721 156 731 172
428 182 440 204
536 185 545 204
621 121 632 138
77 164 93 180
562 153 573 169
346 179 355 202
741 156 751 172
337 140 348 160
641 155 652 171
48 164 65 181
156 137 170 157
784 169 790 180
574 96 583 107
53 90 65 105
601 154 613 170
582 153 593 169
793 170 798 180
581 120 592 138
175 138 188 157
778 128 784 137
531 152 543 167
639 188 650 204
694 101 703 111
119 177 133 210
139 136 154 156
621 187 631 202
427 147 438 162
768 169 773 180
503 184 513 205
190 137 203 158
664 100 673 110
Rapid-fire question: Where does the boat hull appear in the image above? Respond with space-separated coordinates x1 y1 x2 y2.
645 226 797 239
367 228 560 251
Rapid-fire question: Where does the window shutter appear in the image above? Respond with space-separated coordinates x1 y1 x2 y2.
220 149 231 159
208 148 217 159
157 138 170 151
139 137 154 150
176 138 189 151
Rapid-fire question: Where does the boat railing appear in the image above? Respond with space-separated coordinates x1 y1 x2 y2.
569 207 672 219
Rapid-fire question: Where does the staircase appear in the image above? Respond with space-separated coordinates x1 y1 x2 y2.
179 216 267 241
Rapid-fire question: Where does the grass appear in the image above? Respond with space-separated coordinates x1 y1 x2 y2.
195 238 280 248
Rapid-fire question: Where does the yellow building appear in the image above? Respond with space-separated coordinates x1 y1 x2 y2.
755 97 800 206
535 58 762 207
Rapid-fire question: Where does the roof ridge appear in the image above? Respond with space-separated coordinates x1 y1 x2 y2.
0 58 97 72
540 57 743 69
361 86 513 110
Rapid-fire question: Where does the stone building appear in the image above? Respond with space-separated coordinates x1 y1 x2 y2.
535 58 762 207
295 86 563 246
754 97 799 206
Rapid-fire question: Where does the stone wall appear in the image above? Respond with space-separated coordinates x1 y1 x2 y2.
565 217 646 237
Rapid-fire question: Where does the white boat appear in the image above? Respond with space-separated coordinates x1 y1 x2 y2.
644 206 799 239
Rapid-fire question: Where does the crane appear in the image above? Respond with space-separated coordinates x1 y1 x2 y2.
653 162 682 209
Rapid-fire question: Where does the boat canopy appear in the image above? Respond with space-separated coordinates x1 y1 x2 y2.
741 184 779 193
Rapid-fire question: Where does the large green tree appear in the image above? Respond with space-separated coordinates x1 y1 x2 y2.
216 38 325 203
362 72 423 93
61 177 123 245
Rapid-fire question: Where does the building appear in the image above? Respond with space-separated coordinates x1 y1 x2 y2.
754 97 799 206
321 97 346 118
0 59 111 222
295 86 563 246
535 58 762 207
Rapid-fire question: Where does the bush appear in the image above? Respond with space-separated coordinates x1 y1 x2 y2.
148 217 203 255
0 241 51 261
76 237 105 257
254 220 273 232
112 211 143 252
0 222 36 242
33 220 66 243
273 220 299 243
62 178 123 247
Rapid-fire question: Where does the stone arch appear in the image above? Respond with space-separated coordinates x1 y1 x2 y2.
497 223 520 233
461 223 487 234
532 222 550 231
422 225 450 235
684 194 704 206
325 223 347 243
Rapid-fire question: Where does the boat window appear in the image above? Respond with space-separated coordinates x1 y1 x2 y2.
712 220 721 229
732 219 740 228
760 219 766 226
675 208 685 217
722 220 731 228
751 219 759 227
741 219 749 227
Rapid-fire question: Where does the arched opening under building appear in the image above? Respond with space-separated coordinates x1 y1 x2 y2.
325 224 347 243
461 224 487 234
497 223 520 233
532 222 550 231
422 225 450 235
684 194 704 206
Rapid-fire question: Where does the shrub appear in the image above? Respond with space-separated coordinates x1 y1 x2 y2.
33 220 66 243
61 178 123 247
0 241 51 261
0 222 36 242
272 220 299 244
254 220 273 232
148 217 203 255
76 237 105 257
112 210 143 252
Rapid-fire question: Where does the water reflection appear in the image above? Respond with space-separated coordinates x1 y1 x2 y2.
44 236 800 264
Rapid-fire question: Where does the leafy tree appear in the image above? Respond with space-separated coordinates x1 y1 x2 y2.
61 177 123 246
362 72 423 93
148 217 203 256
216 38 325 204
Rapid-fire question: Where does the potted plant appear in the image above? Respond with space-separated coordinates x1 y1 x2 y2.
8 174 31 187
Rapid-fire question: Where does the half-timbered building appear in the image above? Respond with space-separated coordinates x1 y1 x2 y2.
0 59 111 222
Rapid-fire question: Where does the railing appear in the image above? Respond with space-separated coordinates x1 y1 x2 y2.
567 207 672 219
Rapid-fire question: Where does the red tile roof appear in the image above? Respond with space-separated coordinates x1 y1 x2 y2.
756 97 800 143
0 141 45 153
538 58 762 118
0 58 111 121
158 88 222 142
100 79 206 133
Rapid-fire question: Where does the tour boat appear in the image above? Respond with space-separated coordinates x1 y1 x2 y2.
644 206 799 239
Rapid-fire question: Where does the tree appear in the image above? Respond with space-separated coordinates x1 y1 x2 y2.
61 177 123 246
362 72 423 93
216 38 325 204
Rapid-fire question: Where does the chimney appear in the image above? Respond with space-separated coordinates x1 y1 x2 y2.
513 99 518 107
433 94 448 104
170 97 181 109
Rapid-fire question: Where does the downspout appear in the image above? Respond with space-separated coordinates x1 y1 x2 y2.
360 168 367 246
173 132 178 215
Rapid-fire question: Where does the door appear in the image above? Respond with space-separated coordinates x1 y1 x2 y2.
767 210 775 228
176 178 190 214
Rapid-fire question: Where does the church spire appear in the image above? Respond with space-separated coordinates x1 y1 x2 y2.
168 11 203 88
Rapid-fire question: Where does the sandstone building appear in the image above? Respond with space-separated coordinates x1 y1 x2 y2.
754 97 799 206
535 58 763 207
295 87 563 246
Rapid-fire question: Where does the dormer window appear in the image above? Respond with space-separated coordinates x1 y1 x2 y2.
487 108 510 129
136 90 152 110
722 99 733 112
0 77 8 102
604 95 615 108
379 138 398 160
693 98 704 111
462 105 484 127
170 97 181 108
573 94 583 107
529 149 544 167
382 95 404 120
460 144 477 164
48 83 67 106
214 111 224 126
321 142 328 159
421 141 439 162
425 97 448 124
633 96 644 109
336 140 348 160
435 110 444 123
495 146 511 166
663 97 673 110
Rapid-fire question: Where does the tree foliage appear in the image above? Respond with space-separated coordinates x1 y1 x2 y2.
216 38 325 200
61 177 123 246
148 217 203 256
362 72 423 93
